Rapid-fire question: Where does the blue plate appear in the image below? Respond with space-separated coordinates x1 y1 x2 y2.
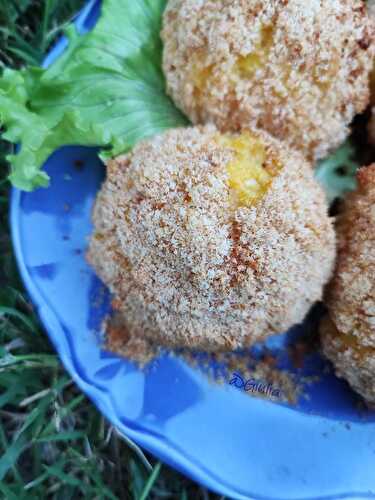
10 1 375 499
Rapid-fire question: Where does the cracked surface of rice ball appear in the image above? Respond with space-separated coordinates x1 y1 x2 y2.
162 0 374 162
88 125 336 353
321 165 375 404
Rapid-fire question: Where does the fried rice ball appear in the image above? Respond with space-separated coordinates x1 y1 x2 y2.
368 0 375 145
88 125 335 353
321 165 375 404
162 0 374 162
369 0 375 86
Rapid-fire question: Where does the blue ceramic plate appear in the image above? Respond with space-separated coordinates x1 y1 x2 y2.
10 2 375 499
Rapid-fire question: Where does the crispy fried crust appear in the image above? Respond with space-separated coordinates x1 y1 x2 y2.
321 165 375 403
88 125 336 352
162 0 374 162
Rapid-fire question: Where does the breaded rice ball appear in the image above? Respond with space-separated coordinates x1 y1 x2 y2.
162 0 374 162
321 165 375 404
369 110 375 145
369 0 375 20
367 1 375 92
88 125 335 352
368 0 375 145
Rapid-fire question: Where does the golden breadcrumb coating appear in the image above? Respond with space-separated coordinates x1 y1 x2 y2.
88 125 335 352
162 0 375 162
369 0 375 93
369 0 375 19
368 1 375 145
321 165 375 404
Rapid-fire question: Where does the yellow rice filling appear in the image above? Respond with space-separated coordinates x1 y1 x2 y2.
216 131 281 207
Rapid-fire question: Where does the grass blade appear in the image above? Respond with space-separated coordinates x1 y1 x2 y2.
139 462 162 500
0 306 39 333
36 430 85 443
0 433 28 481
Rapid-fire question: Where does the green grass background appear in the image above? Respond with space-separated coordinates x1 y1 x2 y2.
0 2 226 498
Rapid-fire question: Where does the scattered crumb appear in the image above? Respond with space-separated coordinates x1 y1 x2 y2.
105 313 303 404
105 314 158 367
289 335 319 370
74 159 85 170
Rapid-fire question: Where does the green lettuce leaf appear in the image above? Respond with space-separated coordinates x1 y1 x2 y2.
0 0 187 191
315 141 359 203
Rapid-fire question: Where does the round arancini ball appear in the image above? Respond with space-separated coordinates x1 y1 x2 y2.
321 165 375 404
369 0 375 20
369 0 375 80
162 0 374 162
88 125 335 352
